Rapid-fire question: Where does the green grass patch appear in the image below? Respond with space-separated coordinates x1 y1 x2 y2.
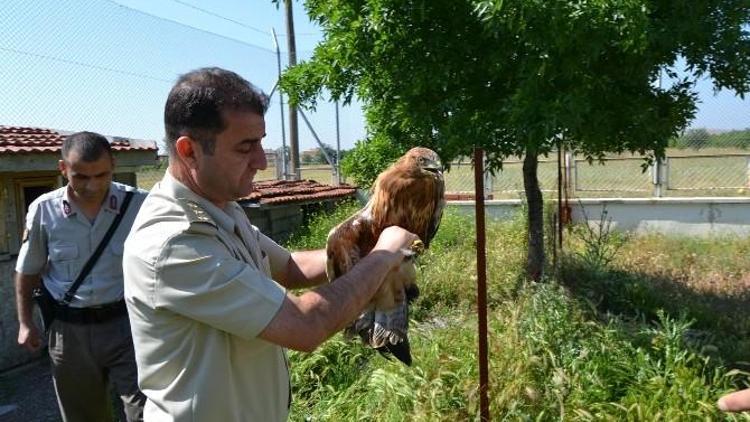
283 205 750 420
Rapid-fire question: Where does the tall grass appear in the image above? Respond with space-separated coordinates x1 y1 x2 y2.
283 204 750 421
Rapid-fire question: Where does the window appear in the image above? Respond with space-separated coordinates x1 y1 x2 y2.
9 175 60 253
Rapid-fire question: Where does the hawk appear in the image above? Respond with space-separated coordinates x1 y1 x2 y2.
326 147 445 365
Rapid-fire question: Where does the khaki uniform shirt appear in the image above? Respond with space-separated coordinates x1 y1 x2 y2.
16 182 147 307
124 172 292 422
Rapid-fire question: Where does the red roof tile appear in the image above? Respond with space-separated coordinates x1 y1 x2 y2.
0 125 158 154
240 179 357 205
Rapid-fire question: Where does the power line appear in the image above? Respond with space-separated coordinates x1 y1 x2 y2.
0 45 175 83
167 0 270 36
103 0 277 54
167 0 318 37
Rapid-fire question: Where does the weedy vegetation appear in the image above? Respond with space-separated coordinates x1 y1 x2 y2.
284 201 750 421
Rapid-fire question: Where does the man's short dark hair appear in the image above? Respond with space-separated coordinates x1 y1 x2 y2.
164 67 269 156
61 131 113 162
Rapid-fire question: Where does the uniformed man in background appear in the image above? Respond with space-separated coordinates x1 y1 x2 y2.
123 67 417 421
15 131 147 421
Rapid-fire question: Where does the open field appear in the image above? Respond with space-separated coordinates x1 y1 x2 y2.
445 149 750 199
135 149 750 199
283 203 750 420
135 164 338 191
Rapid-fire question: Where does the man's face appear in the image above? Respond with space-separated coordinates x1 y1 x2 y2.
59 152 114 203
193 110 267 205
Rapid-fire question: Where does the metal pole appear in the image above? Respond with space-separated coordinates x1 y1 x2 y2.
557 141 563 250
298 109 335 166
335 100 341 185
473 147 490 422
271 28 288 180
284 0 300 180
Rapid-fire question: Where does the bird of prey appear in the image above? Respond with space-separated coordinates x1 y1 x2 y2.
326 147 445 365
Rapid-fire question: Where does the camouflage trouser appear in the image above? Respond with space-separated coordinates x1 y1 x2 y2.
48 314 145 422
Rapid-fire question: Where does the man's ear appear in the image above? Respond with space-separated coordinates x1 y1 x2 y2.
58 159 67 176
175 136 199 169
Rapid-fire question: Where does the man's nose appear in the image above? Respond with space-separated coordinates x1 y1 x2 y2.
252 148 267 170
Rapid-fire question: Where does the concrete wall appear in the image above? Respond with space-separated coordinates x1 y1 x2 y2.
449 197 750 236
241 198 347 245
0 150 156 173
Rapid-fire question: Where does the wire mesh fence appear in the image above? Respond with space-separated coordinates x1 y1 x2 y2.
1 0 748 198
0 0 359 170
444 132 750 199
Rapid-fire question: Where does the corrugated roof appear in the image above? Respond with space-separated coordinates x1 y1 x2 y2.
241 179 357 205
0 125 158 154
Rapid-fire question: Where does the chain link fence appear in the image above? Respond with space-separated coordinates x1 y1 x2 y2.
445 130 750 199
0 0 355 191
1 0 748 198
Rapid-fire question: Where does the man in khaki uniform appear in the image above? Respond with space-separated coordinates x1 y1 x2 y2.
123 67 418 421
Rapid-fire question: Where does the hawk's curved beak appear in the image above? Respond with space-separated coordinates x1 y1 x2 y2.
423 159 443 174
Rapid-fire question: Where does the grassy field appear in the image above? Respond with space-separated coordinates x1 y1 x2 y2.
283 203 750 420
135 164 338 190
136 149 750 198
445 149 750 199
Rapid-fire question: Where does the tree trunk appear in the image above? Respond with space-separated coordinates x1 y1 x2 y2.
523 151 545 281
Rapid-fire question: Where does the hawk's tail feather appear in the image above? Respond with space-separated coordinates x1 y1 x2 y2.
375 337 412 366
344 307 375 341
369 300 411 365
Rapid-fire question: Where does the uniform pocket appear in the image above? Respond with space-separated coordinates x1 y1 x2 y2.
49 242 79 281
110 241 124 256
49 243 78 261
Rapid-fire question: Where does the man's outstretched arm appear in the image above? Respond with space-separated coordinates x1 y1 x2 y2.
15 272 42 352
259 226 417 352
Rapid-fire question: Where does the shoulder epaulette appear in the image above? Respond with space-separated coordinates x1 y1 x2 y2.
181 200 218 235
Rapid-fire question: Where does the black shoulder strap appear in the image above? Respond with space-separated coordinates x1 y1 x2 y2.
61 191 135 305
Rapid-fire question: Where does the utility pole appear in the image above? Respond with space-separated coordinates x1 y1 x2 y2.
271 28 288 180
335 100 341 185
284 0 300 180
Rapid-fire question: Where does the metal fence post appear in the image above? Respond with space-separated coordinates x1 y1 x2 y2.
653 157 666 197
746 156 750 188
564 151 573 197
483 155 493 199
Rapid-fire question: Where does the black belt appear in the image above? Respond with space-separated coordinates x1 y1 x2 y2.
54 300 128 324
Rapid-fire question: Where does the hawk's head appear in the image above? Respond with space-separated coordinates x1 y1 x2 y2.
403 147 443 176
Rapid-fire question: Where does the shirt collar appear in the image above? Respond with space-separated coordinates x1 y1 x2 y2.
161 171 237 233
60 183 121 218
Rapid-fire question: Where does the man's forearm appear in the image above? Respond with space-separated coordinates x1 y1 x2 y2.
259 249 402 352
15 272 41 325
284 249 329 290
302 249 401 335
259 226 417 352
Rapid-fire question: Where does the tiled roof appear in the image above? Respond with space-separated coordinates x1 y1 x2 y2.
241 179 357 205
0 126 158 154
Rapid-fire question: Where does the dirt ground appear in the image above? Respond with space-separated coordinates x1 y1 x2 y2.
0 357 60 422
0 356 127 422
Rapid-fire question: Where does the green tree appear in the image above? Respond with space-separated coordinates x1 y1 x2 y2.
280 0 750 280
315 142 338 164
340 135 406 188
676 128 711 149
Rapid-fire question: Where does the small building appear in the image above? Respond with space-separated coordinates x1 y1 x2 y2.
240 179 357 243
0 125 157 371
